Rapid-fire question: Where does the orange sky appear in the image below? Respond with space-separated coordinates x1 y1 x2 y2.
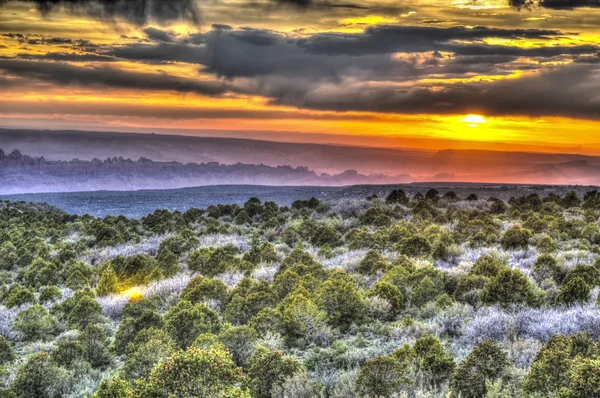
1 0 600 153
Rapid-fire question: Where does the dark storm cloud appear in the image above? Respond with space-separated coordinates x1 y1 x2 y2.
105 25 596 81
2 22 599 120
110 25 570 67
15 52 118 61
446 43 600 57
0 0 201 25
541 0 600 8
143 27 175 42
296 25 562 56
274 0 600 11
509 0 600 9
24 36 76 46
109 42 208 64
0 58 230 95
262 63 600 119
1 0 595 29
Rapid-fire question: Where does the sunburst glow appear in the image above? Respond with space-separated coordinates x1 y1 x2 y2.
122 286 144 301
461 114 486 127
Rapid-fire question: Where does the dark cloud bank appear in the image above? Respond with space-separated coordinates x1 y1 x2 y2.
2 0 598 27
2 22 599 119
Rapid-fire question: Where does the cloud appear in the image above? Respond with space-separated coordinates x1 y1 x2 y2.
104 25 596 85
509 0 600 9
15 52 118 62
2 22 599 121
262 63 600 119
143 27 176 43
0 100 381 121
0 58 230 95
296 25 562 56
0 0 201 25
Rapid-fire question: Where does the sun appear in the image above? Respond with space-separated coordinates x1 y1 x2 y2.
460 114 486 127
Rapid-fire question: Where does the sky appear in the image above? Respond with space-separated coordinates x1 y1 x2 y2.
0 0 599 153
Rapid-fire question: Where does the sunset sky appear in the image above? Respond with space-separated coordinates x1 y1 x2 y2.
1 0 599 153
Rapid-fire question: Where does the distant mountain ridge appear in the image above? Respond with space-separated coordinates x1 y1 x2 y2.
0 148 412 194
3 129 600 192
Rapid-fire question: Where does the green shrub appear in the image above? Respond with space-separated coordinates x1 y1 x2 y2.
367 281 404 318
180 276 228 304
281 287 327 345
555 277 590 305
311 225 341 247
187 248 213 273
244 346 302 398
356 354 408 397
315 270 365 330
96 265 119 297
10 352 66 398
432 241 449 261
223 278 275 325
138 345 247 398
0 336 15 365
425 189 440 201
400 236 432 257
470 255 504 278
392 333 455 391
524 333 598 395
481 268 539 308
561 358 600 397
411 276 442 307
561 191 581 208
317 243 334 259
358 250 389 275
536 235 557 254
65 269 90 290
68 295 104 329
490 200 508 214
14 305 55 341
442 191 458 202
39 285 62 303
412 333 455 389
243 242 278 265
121 296 160 319
500 226 531 250
563 264 600 287
454 274 487 306
450 340 510 398
2 284 35 308
362 207 392 227
386 189 409 205
51 339 84 368
531 254 563 284
192 245 249 277
249 307 282 335
120 328 176 381
79 324 112 368
115 310 164 354
218 325 258 367
92 377 133 398
50 287 95 322
163 300 221 349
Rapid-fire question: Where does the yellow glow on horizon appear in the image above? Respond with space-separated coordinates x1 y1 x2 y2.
461 114 486 127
